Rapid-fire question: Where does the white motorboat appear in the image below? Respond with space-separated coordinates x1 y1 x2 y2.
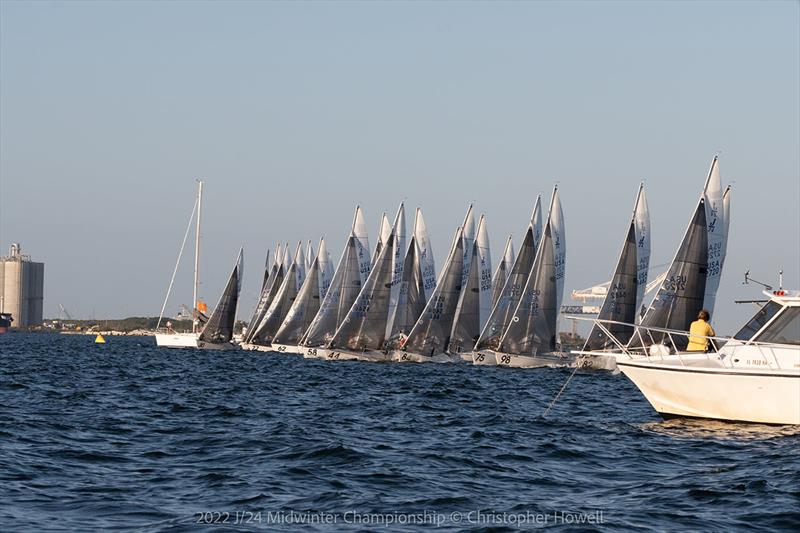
583 289 800 425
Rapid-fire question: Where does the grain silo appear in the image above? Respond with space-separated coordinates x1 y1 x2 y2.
0 243 45 328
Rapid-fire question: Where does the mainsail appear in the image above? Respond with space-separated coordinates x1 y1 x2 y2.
318 237 335 299
243 257 284 343
413 208 437 299
330 232 397 351
585 185 650 350
260 249 271 292
305 240 315 274
500 223 558 355
371 212 391 267
386 234 426 348
386 203 407 339
353 206 372 283
303 208 367 347
638 198 708 347
500 186 565 356
491 235 515 308
251 243 303 345
273 250 323 346
460 204 476 286
403 228 465 356
449 215 492 353
474 225 537 351
199 248 243 344
703 156 729 315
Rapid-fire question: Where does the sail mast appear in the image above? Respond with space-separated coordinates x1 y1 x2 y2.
193 180 203 334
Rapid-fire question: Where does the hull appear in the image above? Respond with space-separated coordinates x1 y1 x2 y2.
300 347 392 362
471 350 498 366
391 350 455 364
271 343 303 355
154 333 236 351
496 352 574 368
618 360 800 425
571 351 620 371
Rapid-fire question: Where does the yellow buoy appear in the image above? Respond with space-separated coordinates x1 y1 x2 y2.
95 334 106 344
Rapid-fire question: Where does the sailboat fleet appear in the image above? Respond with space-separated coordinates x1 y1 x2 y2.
152 157 800 424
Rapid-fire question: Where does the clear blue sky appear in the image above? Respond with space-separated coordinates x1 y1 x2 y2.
1 0 798 333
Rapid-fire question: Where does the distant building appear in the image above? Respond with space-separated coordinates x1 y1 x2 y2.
0 243 45 328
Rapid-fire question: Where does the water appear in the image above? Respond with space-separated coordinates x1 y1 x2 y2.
1 333 798 531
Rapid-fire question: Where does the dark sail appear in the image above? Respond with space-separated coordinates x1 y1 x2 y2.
404 229 464 356
273 256 321 345
330 233 396 351
199 249 243 344
448 241 481 353
302 235 363 347
584 223 640 350
475 228 537 351
638 199 708 348
251 259 299 345
244 263 284 343
387 235 426 348
500 223 558 355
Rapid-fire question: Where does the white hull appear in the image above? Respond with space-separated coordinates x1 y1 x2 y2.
271 343 303 355
391 350 455 364
570 351 620 371
497 352 574 368
470 350 498 365
155 333 236 351
618 358 800 425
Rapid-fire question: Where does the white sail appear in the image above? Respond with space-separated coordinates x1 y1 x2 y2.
413 207 437 299
295 241 306 291
275 242 284 271
404 228 465 356
386 203 407 339
491 235 515 308
475 214 493 326
633 183 651 319
370 212 391 267
550 187 566 334
703 155 727 315
305 240 315 273
302 216 364 349
353 206 372 283
461 204 476 285
283 242 291 271
273 252 322 346
530 195 543 251
721 186 731 277
318 237 335 299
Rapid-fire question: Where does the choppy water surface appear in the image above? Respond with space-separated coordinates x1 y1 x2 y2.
1 333 798 531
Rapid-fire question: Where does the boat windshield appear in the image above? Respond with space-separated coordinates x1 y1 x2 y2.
754 307 800 346
733 301 782 341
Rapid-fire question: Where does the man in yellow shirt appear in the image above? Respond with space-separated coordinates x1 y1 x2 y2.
687 310 716 352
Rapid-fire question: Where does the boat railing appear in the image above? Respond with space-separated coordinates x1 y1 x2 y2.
569 317 785 369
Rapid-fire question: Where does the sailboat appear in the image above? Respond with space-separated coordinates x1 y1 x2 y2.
241 244 285 349
392 227 465 363
487 186 567 368
247 242 305 350
155 181 245 350
301 206 371 359
448 214 492 360
470 196 543 365
272 239 333 354
385 208 433 350
576 184 651 369
634 156 730 352
321 205 403 362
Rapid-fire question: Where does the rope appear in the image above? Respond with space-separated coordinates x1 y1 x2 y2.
542 357 584 417
156 197 198 331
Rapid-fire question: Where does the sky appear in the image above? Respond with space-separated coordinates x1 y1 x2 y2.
0 0 798 334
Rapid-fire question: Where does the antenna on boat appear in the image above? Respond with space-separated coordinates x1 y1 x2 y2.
779 270 783 290
743 270 772 291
